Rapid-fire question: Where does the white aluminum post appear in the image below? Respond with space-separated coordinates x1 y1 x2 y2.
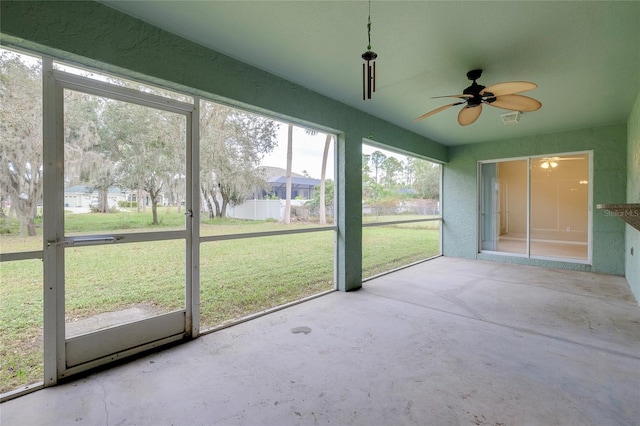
187 98 200 337
42 57 66 385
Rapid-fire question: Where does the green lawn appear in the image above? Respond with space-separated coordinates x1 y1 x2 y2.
0 210 440 393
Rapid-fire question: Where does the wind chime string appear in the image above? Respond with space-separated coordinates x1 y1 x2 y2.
362 0 377 100
367 12 372 50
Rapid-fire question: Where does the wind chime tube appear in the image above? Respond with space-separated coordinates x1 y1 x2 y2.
373 61 376 93
363 63 366 100
367 61 372 99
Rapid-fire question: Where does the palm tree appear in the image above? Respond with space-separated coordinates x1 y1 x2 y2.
284 126 331 224
283 123 293 224
319 134 332 225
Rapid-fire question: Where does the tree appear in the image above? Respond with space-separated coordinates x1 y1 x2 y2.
319 134 332 224
306 179 334 218
403 157 415 186
200 101 277 219
370 150 386 184
362 153 374 199
99 98 185 224
0 51 43 236
63 89 116 213
413 161 441 200
381 156 403 188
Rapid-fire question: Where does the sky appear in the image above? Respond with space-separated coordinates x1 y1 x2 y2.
5 47 412 182
261 126 334 179
262 124 411 180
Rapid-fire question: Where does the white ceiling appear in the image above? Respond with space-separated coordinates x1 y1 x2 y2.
101 1 640 146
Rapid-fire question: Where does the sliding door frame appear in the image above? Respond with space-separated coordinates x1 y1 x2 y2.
477 151 592 264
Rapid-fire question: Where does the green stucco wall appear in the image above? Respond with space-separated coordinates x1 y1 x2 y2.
443 124 627 275
0 1 447 162
0 0 448 292
627 93 640 299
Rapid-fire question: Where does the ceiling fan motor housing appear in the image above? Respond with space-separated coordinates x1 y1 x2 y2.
466 69 483 81
464 82 485 107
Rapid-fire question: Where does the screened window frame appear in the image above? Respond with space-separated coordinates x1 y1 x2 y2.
361 142 444 280
0 45 340 399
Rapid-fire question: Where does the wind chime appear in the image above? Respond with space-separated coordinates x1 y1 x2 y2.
362 1 377 100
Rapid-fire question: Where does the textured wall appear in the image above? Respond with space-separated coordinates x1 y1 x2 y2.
443 124 627 275
0 1 447 163
627 93 640 299
0 0 448 292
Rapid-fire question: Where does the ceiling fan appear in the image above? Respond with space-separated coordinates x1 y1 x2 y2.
415 69 542 126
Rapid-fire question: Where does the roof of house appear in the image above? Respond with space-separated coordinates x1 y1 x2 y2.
268 176 321 188
260 166 321 188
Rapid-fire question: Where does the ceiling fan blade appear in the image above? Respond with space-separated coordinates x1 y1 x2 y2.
414 102 465 122
486 94 542 112
431 94 473 99
480 81 538 96
458 105 482 126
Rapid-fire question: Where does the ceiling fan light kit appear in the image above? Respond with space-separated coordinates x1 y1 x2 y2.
414 69 542 126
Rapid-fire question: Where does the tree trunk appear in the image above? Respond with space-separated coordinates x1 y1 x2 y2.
15 200 37 236
206 197 214 219
149 190 159 225
26 219 36 236
151 200 158 224
319 134 331 225
137 188 143 213
201 186 215 219
99 188 108 213
219 184 230 218
0 197 6 219
212 192 221 218
221 198 228 218
284 124 293 224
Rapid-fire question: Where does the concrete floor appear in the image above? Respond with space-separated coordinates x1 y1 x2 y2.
2 257 639 425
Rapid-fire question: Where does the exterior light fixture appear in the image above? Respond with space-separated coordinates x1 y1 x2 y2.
362 0 377 100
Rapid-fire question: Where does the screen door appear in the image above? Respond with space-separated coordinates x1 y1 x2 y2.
44 69 197 379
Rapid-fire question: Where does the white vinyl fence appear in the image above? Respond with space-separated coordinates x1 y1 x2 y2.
226 199 284 221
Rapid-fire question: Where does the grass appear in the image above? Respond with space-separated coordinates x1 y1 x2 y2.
363 222 440 278
0 209 440 393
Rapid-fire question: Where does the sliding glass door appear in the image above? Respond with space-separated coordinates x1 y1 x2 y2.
479 153 591 262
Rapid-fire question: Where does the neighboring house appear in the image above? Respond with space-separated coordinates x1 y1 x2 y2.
258 166 321 200
64 185 131 210
226 167 322 221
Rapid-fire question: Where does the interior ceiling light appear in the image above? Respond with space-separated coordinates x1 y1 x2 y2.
361 0 377 100
540 161 558 169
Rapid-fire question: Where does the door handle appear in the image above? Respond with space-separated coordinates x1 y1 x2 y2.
64 236 119 247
